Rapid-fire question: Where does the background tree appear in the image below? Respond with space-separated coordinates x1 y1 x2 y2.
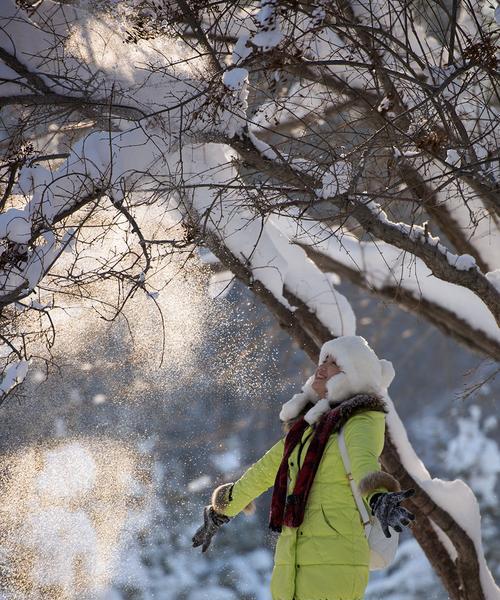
0 1 499 598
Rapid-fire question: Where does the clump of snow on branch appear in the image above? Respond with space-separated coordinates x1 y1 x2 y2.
363 198 478 271
0 229 75 304
453 254 477 271
382 396 500 600
231 33 253 64
377 95 394 114
0 208 32 243
251 0 283 52
445 149 461 167
0 359 29 400
222 67 250 137
223 68 249 91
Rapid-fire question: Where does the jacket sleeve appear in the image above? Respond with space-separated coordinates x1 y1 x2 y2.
211 437 285 518
342 410 400 508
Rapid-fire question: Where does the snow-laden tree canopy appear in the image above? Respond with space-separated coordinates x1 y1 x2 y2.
1 1 499 598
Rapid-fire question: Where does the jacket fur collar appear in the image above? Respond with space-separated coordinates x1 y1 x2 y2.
282 393 387 433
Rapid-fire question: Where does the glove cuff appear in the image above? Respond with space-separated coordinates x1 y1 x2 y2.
211 483 234 514
211 482 255 517
359 470 401 497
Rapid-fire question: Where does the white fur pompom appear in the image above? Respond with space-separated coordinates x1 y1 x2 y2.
279 392 310 422
279 375 319 422
304 398 331 424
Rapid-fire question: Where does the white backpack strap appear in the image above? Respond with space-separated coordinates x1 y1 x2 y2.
338 428 372 535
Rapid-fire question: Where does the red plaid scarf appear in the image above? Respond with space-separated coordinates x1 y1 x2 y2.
269 406 343 532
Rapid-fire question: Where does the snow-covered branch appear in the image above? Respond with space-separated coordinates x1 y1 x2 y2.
294 238 500 360
348 196 500 326
227 131 500 327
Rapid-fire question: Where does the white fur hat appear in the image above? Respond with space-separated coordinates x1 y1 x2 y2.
279 336 395 424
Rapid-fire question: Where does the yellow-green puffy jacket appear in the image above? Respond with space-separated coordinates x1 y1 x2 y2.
211 404 400 600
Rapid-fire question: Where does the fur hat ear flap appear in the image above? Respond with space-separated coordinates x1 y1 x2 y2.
379 359 395 389
325 371 351 403
300 375 320 402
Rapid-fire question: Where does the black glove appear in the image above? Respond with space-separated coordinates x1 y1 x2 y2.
369 488 416 538
192 505 231 553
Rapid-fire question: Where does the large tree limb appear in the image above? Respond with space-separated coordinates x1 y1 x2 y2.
176 0 221 75
0 46 52 94
382 434 486 600
346 194 500 326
